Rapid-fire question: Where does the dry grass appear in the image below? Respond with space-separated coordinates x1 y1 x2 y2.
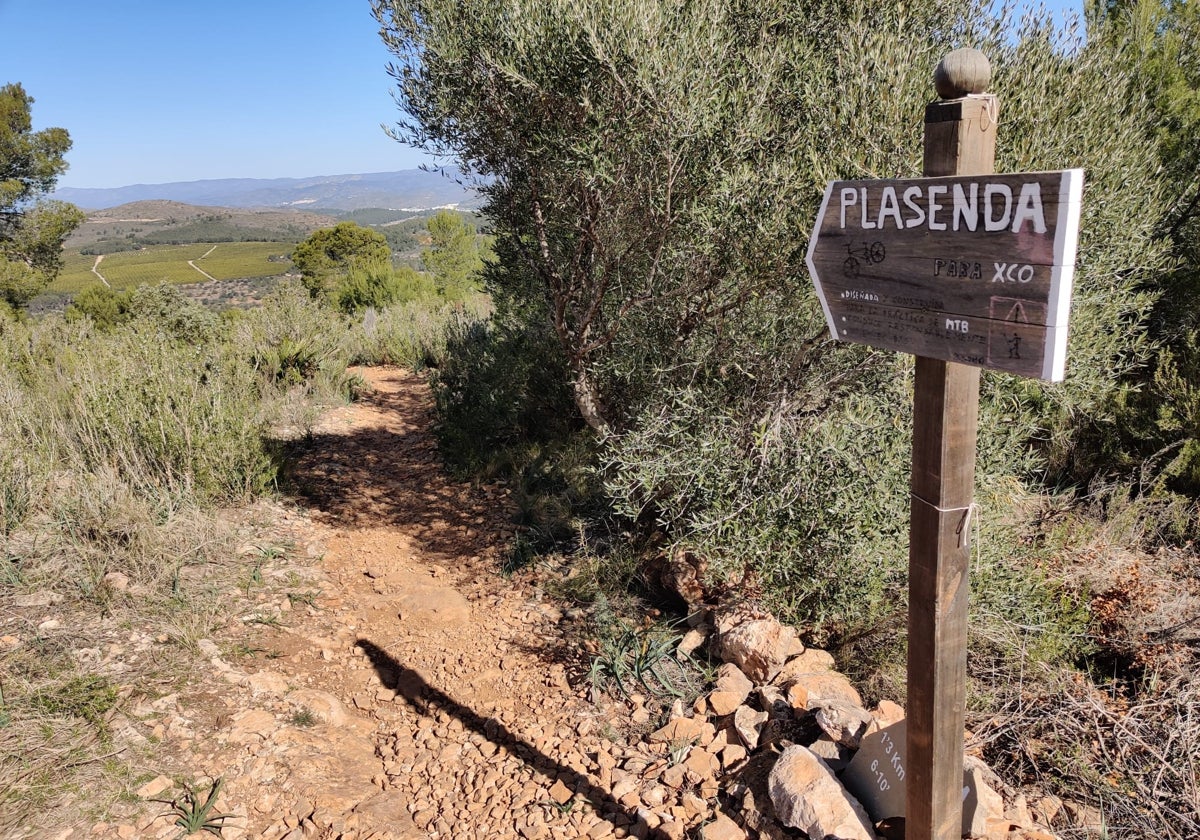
966 505 1200 840
0 290 355 833
0 714 110 828
970 660 1199 839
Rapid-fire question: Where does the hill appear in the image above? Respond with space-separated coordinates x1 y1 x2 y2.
65 200 340 251
52 168 482 212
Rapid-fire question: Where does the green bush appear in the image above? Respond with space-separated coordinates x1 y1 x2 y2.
64 283 132 331
605 343 914 642
432 312 578 476
334 261 420 314
235 281 353 393
27 675 118 728
124 283 221 345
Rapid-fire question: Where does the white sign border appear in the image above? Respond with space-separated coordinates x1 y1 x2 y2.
804 169 1085 382
805 182 841 340
1042 168 1084 381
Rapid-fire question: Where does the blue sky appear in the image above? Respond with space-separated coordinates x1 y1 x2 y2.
1 1 1083 189
0 0 428 188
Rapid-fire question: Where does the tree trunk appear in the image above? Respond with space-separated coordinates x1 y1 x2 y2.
571 366 610 435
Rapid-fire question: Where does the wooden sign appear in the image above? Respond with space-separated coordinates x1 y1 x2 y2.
805 170 1083 380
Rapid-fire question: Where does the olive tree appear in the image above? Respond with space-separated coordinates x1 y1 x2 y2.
373 0 932 431
375 0 1169 617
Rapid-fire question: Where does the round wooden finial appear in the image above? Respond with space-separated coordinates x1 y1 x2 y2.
934 48 991 99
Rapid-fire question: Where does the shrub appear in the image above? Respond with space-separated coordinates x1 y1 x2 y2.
0 261 386 831
121 283 221 344
235 281 353 393
64 283 132 331
431 311 577 476
334 260 421 314
350 292 491 369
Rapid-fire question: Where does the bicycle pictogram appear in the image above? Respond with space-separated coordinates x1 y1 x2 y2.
842 241 886 278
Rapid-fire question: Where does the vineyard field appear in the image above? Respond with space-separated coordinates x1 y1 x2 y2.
194 242 293 281
51 242 294 293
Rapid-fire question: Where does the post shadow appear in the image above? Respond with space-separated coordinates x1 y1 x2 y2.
355 637 651 836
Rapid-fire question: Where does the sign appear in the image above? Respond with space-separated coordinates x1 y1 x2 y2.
841 720 988 836
805 170 1083 380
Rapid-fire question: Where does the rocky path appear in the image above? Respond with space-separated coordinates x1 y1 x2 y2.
91 367 717 840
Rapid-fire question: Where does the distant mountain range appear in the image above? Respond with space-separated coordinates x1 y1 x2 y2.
53 168 482 212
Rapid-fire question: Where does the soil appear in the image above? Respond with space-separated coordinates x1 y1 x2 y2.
57 366 687 840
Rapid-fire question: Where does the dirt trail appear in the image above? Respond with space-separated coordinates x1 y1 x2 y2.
89 367 657 840
187 247 218 282
91 254 110 286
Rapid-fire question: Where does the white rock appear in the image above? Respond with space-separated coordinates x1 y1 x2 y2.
782 671 863 710
768 745 875 840
807 735 851 773
813 700 873 749
963 760 1004 838
679 627 710 658
286 689 351 726
870 699 905 731
13 590 64 608
716 663 753 697
102 571 130 592
716 615 801 682
243 670 291 696
708 663 754 715
733 706 768 751
776 647 836 678
196 638 221 658
226 709 278 742
699 813 746 840
136 775 174 799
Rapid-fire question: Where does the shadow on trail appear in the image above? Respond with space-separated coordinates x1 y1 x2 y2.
281 369 506 558
355 637 646 836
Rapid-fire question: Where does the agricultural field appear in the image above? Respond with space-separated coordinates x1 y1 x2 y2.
193 241 293 281
50 241 295 293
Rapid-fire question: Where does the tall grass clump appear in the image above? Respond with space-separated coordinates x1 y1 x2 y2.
44 329 269 503
0 283 360 831
233 280 358 436
350 291 493 370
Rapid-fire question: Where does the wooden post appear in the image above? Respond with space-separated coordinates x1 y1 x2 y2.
906 49 996 840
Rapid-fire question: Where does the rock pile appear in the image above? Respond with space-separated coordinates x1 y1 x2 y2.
663 607 1068 840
